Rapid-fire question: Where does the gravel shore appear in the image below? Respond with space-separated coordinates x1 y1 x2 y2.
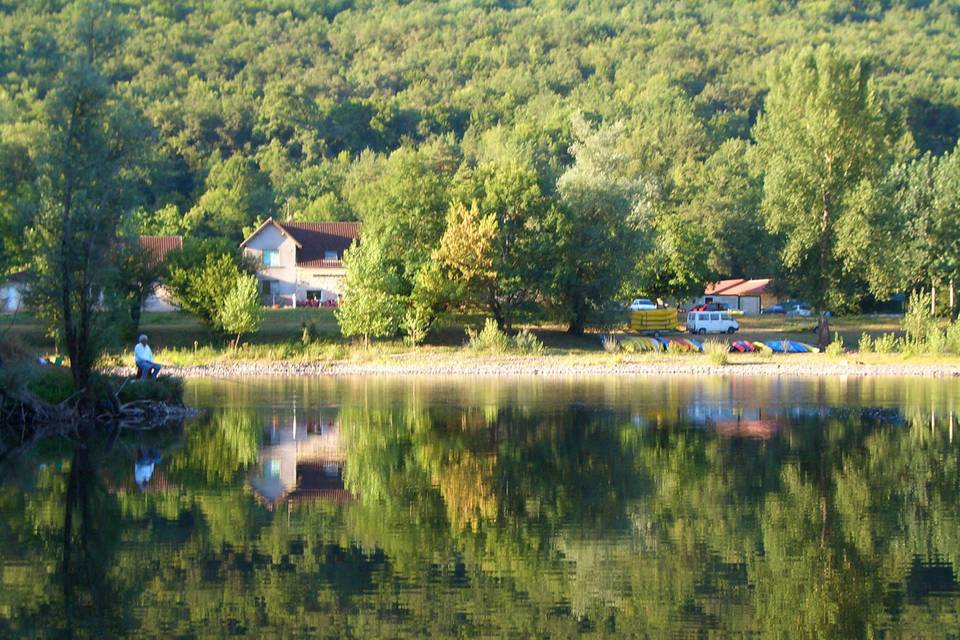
112 357 960 379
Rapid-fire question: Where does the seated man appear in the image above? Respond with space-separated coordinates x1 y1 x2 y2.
134 334 162 380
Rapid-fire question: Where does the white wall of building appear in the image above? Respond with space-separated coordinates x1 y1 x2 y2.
143 285 179 312
0 283 22 313
243 224 299 299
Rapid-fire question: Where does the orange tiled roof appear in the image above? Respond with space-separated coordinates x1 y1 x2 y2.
138 236 183 266
705 278 773 296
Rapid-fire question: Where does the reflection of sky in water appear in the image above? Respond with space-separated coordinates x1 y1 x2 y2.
3 376 960 638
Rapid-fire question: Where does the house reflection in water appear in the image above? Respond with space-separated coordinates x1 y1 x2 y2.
248 407 352 509
684 405 783 439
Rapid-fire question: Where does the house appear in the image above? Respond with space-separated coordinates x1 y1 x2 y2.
240 218 361 306
0 270 29 313
0 236 183 313
694 278 778 315
140 235 183 312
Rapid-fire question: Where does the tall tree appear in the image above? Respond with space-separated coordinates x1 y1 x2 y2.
26 1 144 397
753 46 893 312
553 114 648 334
444 161 554 331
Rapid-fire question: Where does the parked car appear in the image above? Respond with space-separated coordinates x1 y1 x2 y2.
762 304 785 314
629 298 657 311
686 311 740 334
689 302 729 312
786 303 813 317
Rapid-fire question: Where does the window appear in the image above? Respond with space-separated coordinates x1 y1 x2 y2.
710 313 720 321
720 313 731 320
306 290 323 301
324 250 338 261
262 249 280 266
260 280 275 295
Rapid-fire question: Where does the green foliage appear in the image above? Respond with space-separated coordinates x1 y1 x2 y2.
825 334 845 358
704 340 729 366
165 239 248 332
872 333 899 354
902 290 937 344
335 239 404 343
6 0 960 340
753 46 892 312
218 274 264 349
185 153 275 241
401 305 431 347
512 329 545 355
117 375 184 405
466 318 512 354
22 3 147 392
552 114 648 334
858 333 873 353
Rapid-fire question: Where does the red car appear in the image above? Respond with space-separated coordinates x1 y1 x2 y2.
689 302 729 312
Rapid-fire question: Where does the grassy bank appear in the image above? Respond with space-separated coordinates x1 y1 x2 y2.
5 308 935 371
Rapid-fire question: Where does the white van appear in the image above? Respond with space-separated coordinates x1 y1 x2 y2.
687 311 739 334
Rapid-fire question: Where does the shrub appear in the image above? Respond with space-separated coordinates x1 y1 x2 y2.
824 333 845 357
873 333 898 354
704 340 729 366
858 332 873 353
117 375 184 405
513 329 545 355
946 322 960 354
903 290 937 344
601 335 621 353
402 305 432 347
926 327 947 354
467 318 512 354
219 274 264 349
301 322 318 346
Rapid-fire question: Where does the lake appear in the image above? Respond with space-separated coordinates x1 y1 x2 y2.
2 376 960 638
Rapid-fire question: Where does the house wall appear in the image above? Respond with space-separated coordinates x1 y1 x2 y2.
296 267 347 302
244 225 299 301
143 285 179 312
0 283 23 313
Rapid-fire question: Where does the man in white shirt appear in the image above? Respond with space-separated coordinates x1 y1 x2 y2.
134 334 161 379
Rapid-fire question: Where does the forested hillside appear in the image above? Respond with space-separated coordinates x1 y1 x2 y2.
2 0 960 332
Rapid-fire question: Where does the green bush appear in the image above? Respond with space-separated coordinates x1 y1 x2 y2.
902 290 937 344
703 340 729 366
117 375 184 404
402 305 432 347
858 332 873 353
873 333 898 354
602 335 621 353
946 322 960 354
824 333 845 357
513 329 545 355
466 319 512 354
23 365 75 404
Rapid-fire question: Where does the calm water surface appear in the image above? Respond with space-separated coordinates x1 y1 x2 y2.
3 376 960 638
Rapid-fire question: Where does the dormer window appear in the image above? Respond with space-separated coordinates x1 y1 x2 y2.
324 250 338 261
262 250 280 266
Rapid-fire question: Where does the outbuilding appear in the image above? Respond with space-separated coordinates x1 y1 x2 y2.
695 278 778 315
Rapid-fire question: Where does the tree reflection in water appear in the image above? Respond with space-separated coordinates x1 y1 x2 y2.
1 376 960 637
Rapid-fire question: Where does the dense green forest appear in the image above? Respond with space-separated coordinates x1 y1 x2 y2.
2 0 960 335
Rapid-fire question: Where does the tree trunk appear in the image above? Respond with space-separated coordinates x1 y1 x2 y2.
567 299 587 336
932 282 937 315
489 290 507 333
950 279 955 314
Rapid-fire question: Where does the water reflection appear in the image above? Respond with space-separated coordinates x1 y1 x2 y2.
249 406 351 508
2 376 960 638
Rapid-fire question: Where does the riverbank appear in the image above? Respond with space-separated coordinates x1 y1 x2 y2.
107 352 960 379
